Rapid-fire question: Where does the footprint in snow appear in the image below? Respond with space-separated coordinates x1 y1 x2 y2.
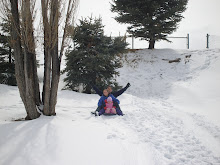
107 134 117 139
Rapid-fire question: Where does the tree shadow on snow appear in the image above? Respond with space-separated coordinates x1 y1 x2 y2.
0 116 57 165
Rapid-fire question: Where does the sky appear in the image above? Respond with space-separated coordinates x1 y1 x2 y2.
76 0 220 49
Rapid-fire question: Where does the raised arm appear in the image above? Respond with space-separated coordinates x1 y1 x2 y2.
112 83 130 98
91 83 102 96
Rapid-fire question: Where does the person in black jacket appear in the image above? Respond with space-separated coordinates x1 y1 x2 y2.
92 83 131 98
107 83 130 98
91 83 131 115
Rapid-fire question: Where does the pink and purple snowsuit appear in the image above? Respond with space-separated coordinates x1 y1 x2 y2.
104 97 116 114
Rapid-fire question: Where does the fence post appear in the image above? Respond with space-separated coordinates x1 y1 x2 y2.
206 33 210 49
187 33 189 49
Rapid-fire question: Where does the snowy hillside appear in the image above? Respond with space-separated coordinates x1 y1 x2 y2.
0 49 220 165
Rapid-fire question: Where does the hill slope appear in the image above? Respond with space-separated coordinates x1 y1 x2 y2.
0 49 220 165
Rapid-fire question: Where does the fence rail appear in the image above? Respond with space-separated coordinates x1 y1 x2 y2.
123 34 189 49
122 33 220 49
167 34 189 49
33 33 220 50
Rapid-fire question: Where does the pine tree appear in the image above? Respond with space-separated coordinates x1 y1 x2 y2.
63 17 127 93
111 0 188 49
0 19 16 86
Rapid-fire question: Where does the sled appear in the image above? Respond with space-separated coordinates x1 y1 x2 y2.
91 111 117 116
103 113 117 116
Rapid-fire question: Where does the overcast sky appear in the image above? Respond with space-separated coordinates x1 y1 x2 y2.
76 0 220 49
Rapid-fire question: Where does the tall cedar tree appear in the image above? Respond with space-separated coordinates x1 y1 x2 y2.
0 19 16 85
63 17 127 93
111 0 188 49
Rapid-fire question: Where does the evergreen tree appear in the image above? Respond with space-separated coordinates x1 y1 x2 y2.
63 17 127 93
111 0 188 49
0 19 16 86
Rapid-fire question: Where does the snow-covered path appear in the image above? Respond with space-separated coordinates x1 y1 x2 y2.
0 49 220 165
117 95 220 164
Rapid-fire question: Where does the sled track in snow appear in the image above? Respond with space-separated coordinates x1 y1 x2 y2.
103 96 220 165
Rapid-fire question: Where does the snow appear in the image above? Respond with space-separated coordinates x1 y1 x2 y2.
0 48 220 165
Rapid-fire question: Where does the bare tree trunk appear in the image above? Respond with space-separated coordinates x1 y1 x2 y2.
41 0 52 115
41 0 60 116
41 0 78 116
21 0 40 119
22 0 41 107
41 0 50 106
10 0 40 120
50 47 60 115
33 54 41 106
23 49 40 119
10 0 26 104
42 49 51 115
42 49 48 105
41 25 51 115
49 0 59 115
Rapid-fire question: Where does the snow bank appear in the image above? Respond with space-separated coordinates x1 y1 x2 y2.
118 49 220 124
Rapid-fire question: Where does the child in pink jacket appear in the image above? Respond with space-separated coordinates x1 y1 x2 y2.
104 96 116 114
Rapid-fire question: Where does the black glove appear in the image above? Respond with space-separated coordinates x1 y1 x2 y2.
126 83 131 88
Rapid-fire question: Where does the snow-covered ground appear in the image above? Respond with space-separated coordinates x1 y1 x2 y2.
0 49 220 165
